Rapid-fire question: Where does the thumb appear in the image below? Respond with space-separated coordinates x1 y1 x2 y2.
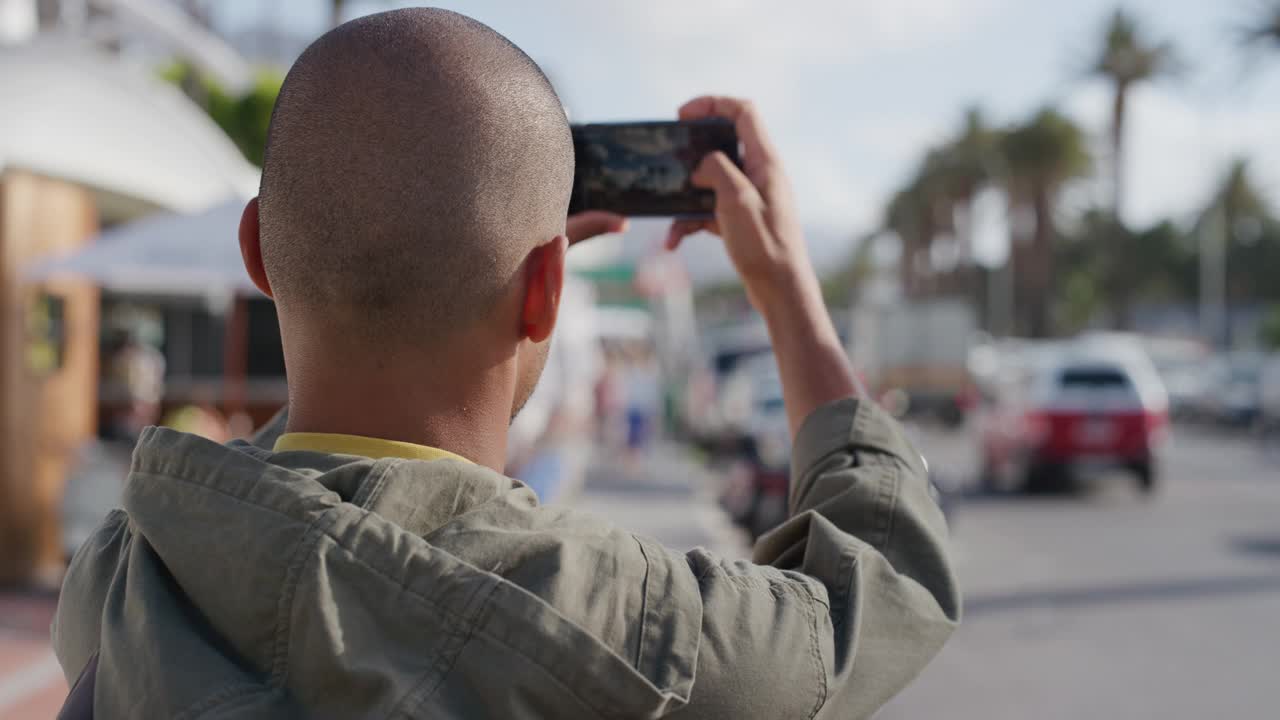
692 152 760 209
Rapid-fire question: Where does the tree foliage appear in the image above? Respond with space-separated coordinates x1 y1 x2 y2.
1089 9 1180 88
1000 107 1092 336
1052 159 1280 337
1086 8 1178 218
162 62 283 167
999 108 1091 190
1261 305 1280 349
1240 2 1280 50
864 5 1280 343
1056 211 1194 333
1200 159 1280 305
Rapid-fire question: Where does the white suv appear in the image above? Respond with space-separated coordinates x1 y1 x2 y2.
980 335 1169 493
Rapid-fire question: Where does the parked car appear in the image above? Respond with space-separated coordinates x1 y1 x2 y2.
718 356 791 539
689 321 772 455
1197 352 1265 427
1143 337 1211 421
1258 354 1280 452
978 337 1168 494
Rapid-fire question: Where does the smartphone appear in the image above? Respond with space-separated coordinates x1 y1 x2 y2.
569 120 740 217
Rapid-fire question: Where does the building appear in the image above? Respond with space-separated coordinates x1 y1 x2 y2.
0 0 257 584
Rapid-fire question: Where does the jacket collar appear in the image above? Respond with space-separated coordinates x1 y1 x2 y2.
134 425 530 538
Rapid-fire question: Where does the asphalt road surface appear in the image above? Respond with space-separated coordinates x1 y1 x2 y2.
885 423 1280 719
575 445 749 560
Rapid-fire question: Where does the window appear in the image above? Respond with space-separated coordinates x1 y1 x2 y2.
1058 367 1128 389
27 293 66 375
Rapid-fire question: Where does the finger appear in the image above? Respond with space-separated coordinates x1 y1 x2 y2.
566 211 628 244
665 219 709 251
677 95 778 169
691 151 760 207
664 220 697 251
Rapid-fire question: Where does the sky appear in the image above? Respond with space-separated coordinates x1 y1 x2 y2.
213 0 1280 280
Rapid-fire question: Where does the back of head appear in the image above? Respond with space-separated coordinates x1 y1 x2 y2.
259 8 573 343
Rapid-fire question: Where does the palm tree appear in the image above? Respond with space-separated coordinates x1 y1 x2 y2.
1000 108 1092 337
934 108 999 288
885 109 1000 300
942 108 999 200
886 181 935 300
1240 2 1280 50
1203 159 1275 341
1088 9 1177 221
1214 158 1270 238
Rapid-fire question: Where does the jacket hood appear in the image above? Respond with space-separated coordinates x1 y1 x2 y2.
53 427 699 718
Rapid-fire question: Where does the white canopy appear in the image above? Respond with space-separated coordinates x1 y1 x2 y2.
27 200 259 296
103 0 256 95
0 40 258 216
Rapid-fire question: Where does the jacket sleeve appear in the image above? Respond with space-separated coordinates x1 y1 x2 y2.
678 397 960 719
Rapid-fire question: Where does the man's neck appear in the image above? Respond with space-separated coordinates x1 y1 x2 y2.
283 349 515 473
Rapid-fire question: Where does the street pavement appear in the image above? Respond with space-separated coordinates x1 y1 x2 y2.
0 592 65 719
573 445 750 560
880 423 1280 719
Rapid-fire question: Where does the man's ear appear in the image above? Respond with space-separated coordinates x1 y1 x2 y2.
239 197 273 298
520 234 568 342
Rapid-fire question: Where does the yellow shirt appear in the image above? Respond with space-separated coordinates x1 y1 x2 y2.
273 432 472 464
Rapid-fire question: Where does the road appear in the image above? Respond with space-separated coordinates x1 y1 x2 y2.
579 425 1280 719
573 445 749 560
880 423 1280 719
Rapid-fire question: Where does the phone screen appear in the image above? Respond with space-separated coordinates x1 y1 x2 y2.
569 120 740 217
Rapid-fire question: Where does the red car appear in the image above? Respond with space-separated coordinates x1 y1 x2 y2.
978 340 1168 494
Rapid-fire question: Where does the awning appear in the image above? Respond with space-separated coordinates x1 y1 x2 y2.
25 200 259 296
0 39 258 216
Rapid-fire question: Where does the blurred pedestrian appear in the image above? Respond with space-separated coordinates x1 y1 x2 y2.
593 345 625 445
104 330 164 444
623 344 661 461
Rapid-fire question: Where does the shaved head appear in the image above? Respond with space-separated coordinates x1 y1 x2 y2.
258 8 573 342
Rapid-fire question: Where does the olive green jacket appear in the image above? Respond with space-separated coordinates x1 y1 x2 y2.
53 398 959 719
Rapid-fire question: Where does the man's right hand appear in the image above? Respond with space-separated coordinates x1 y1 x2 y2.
665 96 807 310
667 95 858 436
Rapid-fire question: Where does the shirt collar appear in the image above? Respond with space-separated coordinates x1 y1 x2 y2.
273 432 473 465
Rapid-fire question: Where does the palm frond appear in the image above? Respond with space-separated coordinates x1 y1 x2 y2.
1238 2 1280 48
1089 8 1180 84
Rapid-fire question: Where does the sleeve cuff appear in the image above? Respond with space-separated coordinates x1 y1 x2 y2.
790 397 926 478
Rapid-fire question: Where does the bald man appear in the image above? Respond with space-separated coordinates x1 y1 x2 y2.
53 8 957 719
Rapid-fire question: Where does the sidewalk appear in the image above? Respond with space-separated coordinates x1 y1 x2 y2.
573 443 750 559
0 590 66 719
